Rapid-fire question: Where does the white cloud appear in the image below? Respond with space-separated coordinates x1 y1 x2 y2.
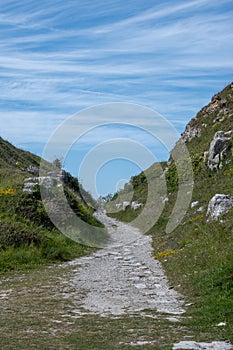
0 0 232 164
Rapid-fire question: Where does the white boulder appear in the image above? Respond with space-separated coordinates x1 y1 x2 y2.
27 165 39 176
191 201 199 208
207 130 232 171
131 202 143 210
122 201 131 211
173 340 232 349
206 194 233 221
23 176 62 194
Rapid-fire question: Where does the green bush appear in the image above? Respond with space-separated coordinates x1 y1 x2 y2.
0 222 41 249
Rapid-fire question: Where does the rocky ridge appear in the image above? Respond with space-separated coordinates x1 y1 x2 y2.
179 83 233 221
181 83 233 144
207 130 232 171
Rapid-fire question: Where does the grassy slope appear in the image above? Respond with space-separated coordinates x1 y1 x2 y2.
108 83 233 342
0 137 105 274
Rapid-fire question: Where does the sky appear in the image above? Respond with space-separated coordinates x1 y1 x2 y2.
0 0 233 197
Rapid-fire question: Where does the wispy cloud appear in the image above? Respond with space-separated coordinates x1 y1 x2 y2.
0 0 233 175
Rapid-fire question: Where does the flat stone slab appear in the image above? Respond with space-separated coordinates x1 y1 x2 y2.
173 341 233 349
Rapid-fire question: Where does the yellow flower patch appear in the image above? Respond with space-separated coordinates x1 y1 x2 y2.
188 214 204 223
0 187 15 195
154 249 178 259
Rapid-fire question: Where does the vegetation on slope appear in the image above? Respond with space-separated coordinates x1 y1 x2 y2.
108 82 233 342
0 137 105 273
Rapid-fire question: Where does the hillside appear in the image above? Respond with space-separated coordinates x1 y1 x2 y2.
107 82 233 342
0 137 106 273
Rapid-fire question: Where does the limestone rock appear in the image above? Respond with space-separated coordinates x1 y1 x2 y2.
191 201 199 208
181 124 201 143
173 341 232 349
207 130 232 171
23 176 62 194
196 206 204 213
203 151 209 162
23 182 38 194
131 202 143 210
116 201 143 211
122 201 131 211
27 165 39 176
206 194 233 221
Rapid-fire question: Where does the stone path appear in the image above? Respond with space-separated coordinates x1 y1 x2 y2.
63 211 233 349
64 210 185 318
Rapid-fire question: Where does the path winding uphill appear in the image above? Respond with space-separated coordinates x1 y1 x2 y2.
67 211 184 318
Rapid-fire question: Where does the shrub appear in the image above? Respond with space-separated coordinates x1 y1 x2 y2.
0 222 41 249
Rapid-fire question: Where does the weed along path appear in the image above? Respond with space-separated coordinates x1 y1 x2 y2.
1 212 232 349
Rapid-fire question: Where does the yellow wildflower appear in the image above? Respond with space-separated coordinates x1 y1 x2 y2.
188 214 204 223
0 186 15 195
155 249 178 259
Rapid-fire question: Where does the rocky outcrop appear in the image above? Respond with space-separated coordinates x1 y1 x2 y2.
122 201 131 211
180 93 227 144
23 174 63 194
206 194 233 221
207 130 232 171
196 206 205 213
131 201 143 210
181 124 202 143
180 84 233 146
202 91 231 118
27 165 39 176
173 340 233 349
23 180 39 194
191 201 199 208
115 201 143 211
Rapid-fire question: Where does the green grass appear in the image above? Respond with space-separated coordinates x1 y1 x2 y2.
156 218 233 338
0 227 94 274
0 185 100 273
0 136 105 273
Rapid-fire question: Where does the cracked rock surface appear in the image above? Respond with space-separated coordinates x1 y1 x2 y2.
173 341 233 349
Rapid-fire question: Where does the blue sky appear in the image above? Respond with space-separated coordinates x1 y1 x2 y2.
1 0 233 196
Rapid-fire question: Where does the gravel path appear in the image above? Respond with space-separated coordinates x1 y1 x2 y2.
66 210 185 318
63 212 233 349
